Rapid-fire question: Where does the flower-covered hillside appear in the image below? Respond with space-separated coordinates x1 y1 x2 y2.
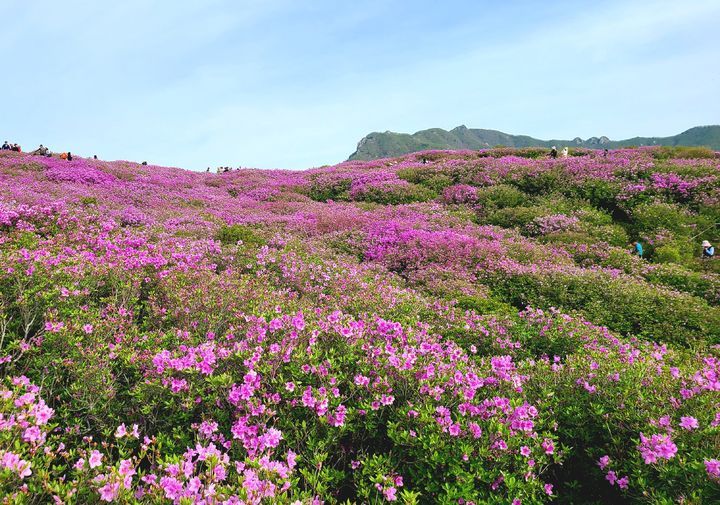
1 146 719 504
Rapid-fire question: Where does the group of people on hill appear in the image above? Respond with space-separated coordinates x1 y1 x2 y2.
210 166 242 173
548 146 570 159
30 144 51 156
548 147 611 159
1 140 22 152
3 141 75 160
28 144 72 160
632 240 715 259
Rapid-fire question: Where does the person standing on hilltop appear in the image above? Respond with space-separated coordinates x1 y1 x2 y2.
1 141 10 150
67 151 72 161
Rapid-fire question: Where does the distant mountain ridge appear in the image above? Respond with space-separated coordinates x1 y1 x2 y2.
348 125 720 161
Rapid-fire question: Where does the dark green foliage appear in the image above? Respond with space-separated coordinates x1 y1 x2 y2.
354 184 436 205
570 179 621 211
489 272 720 347
487 206 547 228
511 170 566 195
475 184 528 209
307 177 353 202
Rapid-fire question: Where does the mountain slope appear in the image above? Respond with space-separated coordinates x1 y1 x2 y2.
348 125 720 160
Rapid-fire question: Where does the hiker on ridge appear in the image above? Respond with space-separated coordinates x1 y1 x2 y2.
11 144 21 152
1 141 10 150
702 240 715 259
549 146 558 159
31 144 49 156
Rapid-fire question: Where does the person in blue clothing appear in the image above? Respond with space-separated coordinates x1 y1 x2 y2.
633 241 643 258
702 240 715 258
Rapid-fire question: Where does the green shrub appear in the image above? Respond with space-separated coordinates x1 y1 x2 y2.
631 202 695 235
575 207 613 227
307 176 352 202
454 294 516 317
475 184 529 209
215 224 266 247
524 333 720 503
397 168 456 193
79 196 98 206
354 183 436 205
421 174 454 192
645 263 720 304
540 231 599 247
488 271 720 347
653 244 684 264
511 169 565 195
486 206 547 228
570 179 621 211
652 146 716 160
588 224 629 247
396 167 430 185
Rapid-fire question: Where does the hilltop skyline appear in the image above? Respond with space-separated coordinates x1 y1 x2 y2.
2 0 719 169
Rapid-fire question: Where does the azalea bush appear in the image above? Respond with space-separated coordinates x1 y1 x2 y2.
0 147 719 503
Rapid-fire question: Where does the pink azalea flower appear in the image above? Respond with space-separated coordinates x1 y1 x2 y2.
160 476 183 500
89 450 104 469
115 423 127 438
679 416 699 430
384 486 397 501
705 459 720 478
606 471 618 485
98 482 119 502
598 455 610 469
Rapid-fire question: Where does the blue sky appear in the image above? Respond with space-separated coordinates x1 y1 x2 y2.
2 0 719 170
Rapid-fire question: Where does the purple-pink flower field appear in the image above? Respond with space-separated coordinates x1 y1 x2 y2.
1 146 720 503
